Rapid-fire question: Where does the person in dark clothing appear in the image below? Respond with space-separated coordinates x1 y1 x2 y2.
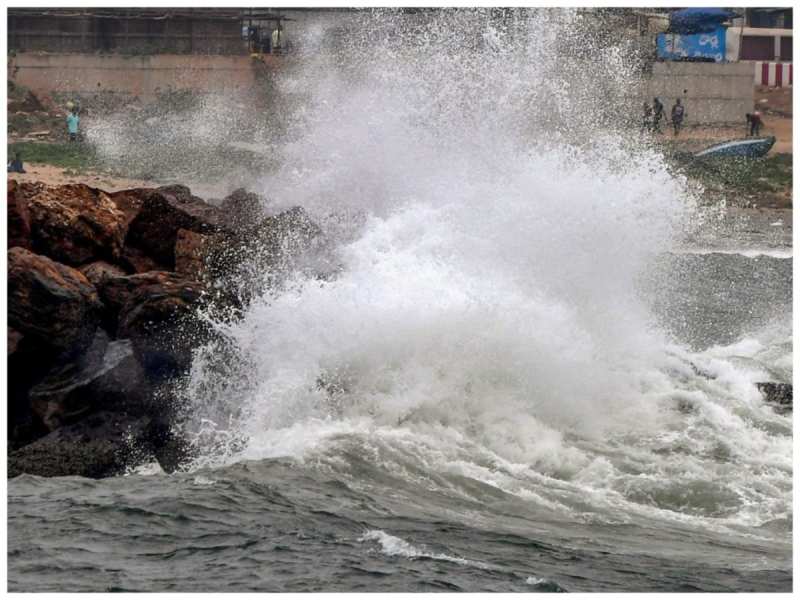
747 111 764 136
652 97 664 133
7 152 25 173
671 98 685 136
642 101 653 132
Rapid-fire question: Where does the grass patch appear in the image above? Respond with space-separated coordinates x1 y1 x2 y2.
673 152 792 195
8 141 100 172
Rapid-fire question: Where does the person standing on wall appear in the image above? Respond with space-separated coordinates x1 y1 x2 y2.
671 98 685 137
66 108 80 142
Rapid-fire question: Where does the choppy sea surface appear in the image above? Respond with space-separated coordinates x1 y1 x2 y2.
8 212 792 593
7 10 793 593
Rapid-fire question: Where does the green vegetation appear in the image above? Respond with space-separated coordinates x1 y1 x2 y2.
680 153 792 196
8 141 100 172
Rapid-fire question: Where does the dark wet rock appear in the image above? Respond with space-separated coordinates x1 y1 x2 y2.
8 247 102 359
109 187 149 228
238 206 324 285
8 411 161 479
756 382 792 407
79 260 127 288
7 179 34 249
115 273 207 381
8 327 23 356
29 331 150 431
8 329 52 449
26 183 127 266
250 206 322 261
125 186 228 269
119 245 167 274
174 228 224 280
220 188 267 232
5 183 327 478
157 183 203 204
97 271 197 330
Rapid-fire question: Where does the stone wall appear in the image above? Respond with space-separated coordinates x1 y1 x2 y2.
8 52 280 101
642 62 754 125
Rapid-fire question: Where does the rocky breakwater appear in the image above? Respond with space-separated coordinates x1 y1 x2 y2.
7 181 323 478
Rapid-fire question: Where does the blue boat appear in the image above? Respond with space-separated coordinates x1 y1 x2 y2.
694 136 776 159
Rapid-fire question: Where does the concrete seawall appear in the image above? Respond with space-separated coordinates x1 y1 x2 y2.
10 52 755 126
8 52 279 101
642 62 754 125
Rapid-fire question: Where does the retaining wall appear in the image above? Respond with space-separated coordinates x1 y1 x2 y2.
8 52 279 101
641 61 754 125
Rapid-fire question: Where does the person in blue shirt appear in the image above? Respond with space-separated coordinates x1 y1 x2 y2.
66 109 80 142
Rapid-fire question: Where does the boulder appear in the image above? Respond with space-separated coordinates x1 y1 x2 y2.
8 328 51 449
756 382 792 407
8 327 23 356
29 330 149 431
110 187 173 272
8 411 161 478
250 206 323 265
125 186 228 269
98 271 195 324
109 187 150 228
220 188 267 232
7 179 34 249
120 245 167 273
175 228 220 280
113 272 207 381
79 260 127 288
8 247 102 359
25 183 127 266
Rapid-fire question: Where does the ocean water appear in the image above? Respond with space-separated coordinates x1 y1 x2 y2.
8 9 792 592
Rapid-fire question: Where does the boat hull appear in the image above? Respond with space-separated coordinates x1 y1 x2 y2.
695 136 776 159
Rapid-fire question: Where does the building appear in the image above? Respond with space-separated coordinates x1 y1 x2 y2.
727 7 792 63
7 8 288 55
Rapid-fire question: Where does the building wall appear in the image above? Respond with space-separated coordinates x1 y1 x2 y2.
642 62 754 125
725 25 793 62
7 52 279 100
8 13 248 55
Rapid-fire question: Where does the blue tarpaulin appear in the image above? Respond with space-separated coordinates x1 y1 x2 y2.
668 8 738 34
657 26 727 62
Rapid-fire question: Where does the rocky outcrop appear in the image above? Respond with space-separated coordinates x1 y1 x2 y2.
220 188 267 232
175 228 221 280
109 187 149 228
250 206 322 261
8 411 162 479
8 247 102 358
116 273 207 381
125 186 228 269
29 331 149 431
26 183 127 266
757 382 792 409
120 245 167 273
97 270 199 333
7 180 33 250
79 261 127 288
8 182 321 479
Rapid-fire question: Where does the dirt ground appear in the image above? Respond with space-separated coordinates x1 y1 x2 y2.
7 163 232 200
650 86 793 155
662 116 793 154
7 164 156 192
755 84 792 117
